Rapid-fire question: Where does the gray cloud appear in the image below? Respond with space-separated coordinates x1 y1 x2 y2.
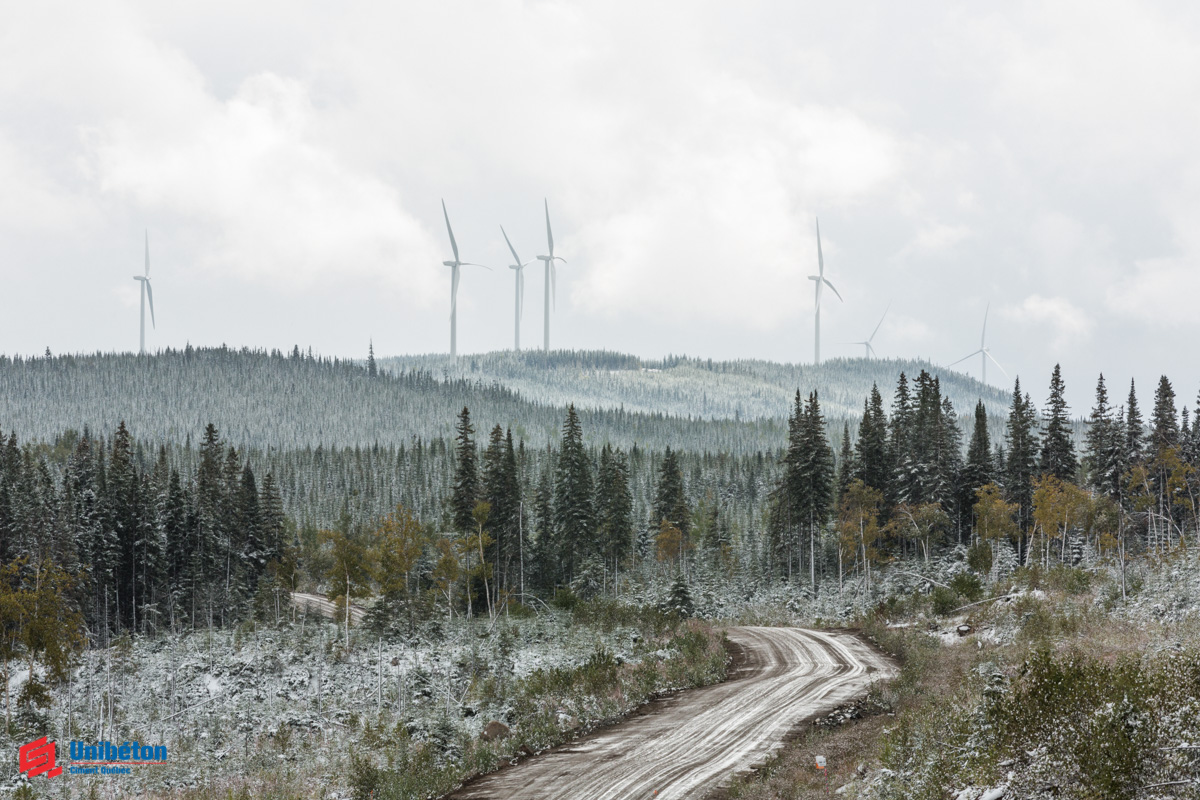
3 0 1200 411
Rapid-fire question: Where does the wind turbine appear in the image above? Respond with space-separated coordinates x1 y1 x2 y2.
441 200 488 358
849 303 889 359
132 231 156 355
948 303 1007 384
501 226 532 351
808 218 843 364
536 199 567 352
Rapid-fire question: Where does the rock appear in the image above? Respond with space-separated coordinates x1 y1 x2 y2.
956 624 973 637
481 720 511 742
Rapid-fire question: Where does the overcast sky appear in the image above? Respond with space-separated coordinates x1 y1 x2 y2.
4 0 1200 411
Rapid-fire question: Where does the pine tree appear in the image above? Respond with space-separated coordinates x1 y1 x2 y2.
1039 364 1077 482
450 407 479 534
553 405 594 584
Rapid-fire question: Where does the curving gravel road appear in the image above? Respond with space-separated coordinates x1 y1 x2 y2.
447 626 896 800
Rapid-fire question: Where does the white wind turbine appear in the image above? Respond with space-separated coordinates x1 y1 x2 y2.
132 231 156 355
949 303 1007 384
501 226 533 351
850 303 890 358
441 200 489 358
808 218 843 364
536 199 567 352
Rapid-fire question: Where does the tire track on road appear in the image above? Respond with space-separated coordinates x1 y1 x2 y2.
447 626 896 800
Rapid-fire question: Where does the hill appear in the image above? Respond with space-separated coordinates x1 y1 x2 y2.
0 348 1011 454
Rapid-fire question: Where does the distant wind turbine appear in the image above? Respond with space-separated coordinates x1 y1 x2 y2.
849 303 889 358
441 200 489 358
132 231 156 355
536 199 567 352
948 303 1007 384
808 218 843 364
501 225 532 351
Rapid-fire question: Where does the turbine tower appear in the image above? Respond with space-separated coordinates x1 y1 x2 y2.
536 199 567 352
807 218 842 364
948 303 1007 384
440 200 488 358
501 226 532 351
132 231 156 355
850 303 890 358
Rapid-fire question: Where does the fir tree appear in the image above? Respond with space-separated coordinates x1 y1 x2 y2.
367 340 377 377
596 444 634 575
1039 364 1077 482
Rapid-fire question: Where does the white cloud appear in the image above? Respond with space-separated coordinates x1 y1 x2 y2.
1001 295 1092 349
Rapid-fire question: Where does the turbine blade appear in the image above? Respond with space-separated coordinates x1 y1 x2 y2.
501 225 521 266
461 262 492 270
145 280 155 329
868 302 890 342
554 256 567 264
823 278 844 302
981 302 989 348
866 342 876 358
544 198 554 258
442 199 460 264
985 350 1008 377
947 350 984 367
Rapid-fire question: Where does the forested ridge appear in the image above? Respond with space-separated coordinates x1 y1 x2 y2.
0 347 1018 454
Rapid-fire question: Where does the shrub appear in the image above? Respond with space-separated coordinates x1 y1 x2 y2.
966 541 992 575
949 572 984 603
930 586 959 616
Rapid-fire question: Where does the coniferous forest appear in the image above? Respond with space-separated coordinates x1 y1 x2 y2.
3 349 1200 798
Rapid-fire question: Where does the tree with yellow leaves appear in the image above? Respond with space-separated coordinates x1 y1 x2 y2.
1031 475 1088 567
974 483 1018 581
838 479 883 595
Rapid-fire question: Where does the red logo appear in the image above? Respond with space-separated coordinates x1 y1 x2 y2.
19 737 62 779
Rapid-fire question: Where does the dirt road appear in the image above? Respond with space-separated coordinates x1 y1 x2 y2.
447 626 895 799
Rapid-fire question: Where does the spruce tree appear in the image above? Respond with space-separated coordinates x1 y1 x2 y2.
853 384 889 494
450 407 479 534
1003 379 1039 535
1150 375 1179 460
1039 364 1077 481
1126 379 1144 466
553 405 594 583
888 373 915 507
596 444 633 575
367 340 377 377
652 448 690 540
836 422 854 506
1084 374 1125 499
